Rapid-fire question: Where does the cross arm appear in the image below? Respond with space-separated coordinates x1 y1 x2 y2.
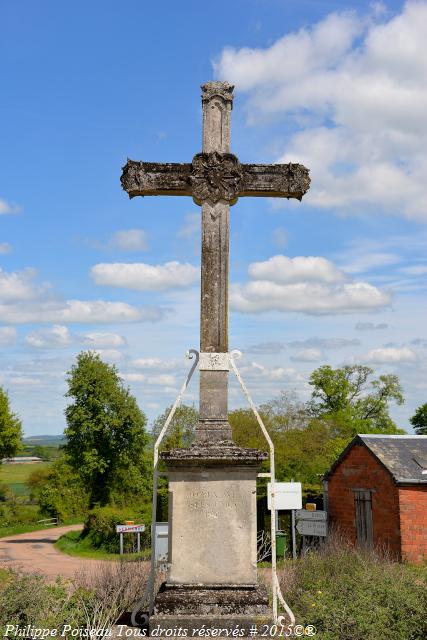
121 155 310 204
121 160 193 199
240 163 310 201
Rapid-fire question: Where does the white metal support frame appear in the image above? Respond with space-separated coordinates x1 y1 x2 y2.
131 347 295 627
229 350 295 627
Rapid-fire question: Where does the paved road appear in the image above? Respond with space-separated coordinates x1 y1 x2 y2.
0 524 100 579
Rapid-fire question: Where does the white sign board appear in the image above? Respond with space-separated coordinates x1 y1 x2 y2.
296 519 327 537
268 482 302 511
155 522 169 562
116 524 145 533
296 510 327 522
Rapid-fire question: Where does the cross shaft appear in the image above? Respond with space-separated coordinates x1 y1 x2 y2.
121 81 310 446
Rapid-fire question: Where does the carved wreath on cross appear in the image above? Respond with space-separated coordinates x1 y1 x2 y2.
190 152 243 205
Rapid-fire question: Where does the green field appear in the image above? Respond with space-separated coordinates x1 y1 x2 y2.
0 462 51 496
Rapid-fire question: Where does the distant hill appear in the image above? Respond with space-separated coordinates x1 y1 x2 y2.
23 435 66 447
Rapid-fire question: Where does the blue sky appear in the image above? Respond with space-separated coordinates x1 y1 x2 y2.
1 0 426 435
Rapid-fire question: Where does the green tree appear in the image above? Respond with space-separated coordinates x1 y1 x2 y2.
410 402 427 435
0 386 23 461
151 403 198 450
32 445 51 460
64 351 149 507
36 456 89 520
308 365 405 436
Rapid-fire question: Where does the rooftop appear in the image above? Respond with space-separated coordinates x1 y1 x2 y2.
325 434 427 485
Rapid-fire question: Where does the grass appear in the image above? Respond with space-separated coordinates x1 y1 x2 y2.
0 462 50 496
55 530 151 561
278 535 427 640
0 568 9 583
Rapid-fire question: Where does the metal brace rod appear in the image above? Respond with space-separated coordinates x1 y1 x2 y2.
229 350 295 627
131 349 199 626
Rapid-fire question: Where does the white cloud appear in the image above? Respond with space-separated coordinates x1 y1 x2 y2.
341 252 400 274
245 341 286 354
123 373 146 383
26 325 71 348
0 266 164 324
242 361 304 382
249 255 345 284
109 229 148 252
290 348 323 362
93 349 124 362
131 357 178 370
0 327 17 346
0 299 164 324
0 268 46 302
400 264 427 276
123 372 176 386
83 332 126 348
0 199 21 215
215 2 427 221
91 261 198 291
9 376 41 386
355 322 388 331
364 346 418 363
147 374 176 386
0 243 12 255
231 254 390 315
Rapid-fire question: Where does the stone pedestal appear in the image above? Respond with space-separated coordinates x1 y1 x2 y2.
149 444 270 637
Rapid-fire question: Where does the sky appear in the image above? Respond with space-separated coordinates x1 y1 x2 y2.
1 0 426 436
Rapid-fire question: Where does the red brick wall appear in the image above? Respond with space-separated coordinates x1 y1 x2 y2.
398 486 427 564
327 443 401 558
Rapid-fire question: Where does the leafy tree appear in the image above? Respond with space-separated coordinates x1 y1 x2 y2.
260 390 309 432
308 365 405 436
151 403 198 450
36 456 89 520
0 386 23 461
64 351 149 507
410 403 427 435
32 445 51 460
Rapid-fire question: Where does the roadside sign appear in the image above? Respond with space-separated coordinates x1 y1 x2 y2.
268 482 302 510
296 519 327 537
155 522 169 562
296 510 327 522
116 524 145 533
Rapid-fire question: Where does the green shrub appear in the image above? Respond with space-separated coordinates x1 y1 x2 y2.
0 501 39 528
37 456 89 521
82 505 150 553
0 482 12 502
280 543 427 640
0 570 86 633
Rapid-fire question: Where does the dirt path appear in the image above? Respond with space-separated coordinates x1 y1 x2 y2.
0 524 105 579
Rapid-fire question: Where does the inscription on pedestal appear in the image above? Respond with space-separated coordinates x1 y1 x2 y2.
168 468 258 586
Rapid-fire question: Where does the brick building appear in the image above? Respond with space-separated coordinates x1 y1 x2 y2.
323 434 427 564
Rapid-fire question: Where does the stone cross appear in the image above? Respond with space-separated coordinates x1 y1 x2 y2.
121 81 310 447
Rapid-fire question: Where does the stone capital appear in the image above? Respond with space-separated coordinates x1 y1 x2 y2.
201 81 234 106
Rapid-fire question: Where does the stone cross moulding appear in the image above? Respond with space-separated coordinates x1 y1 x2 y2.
121 81 310 448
